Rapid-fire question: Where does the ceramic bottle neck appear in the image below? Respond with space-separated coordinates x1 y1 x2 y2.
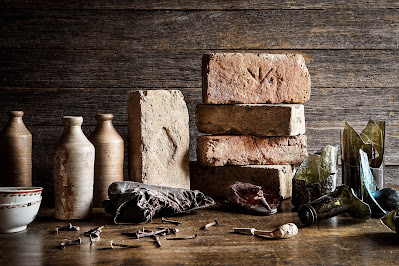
95 114 116 131
5 111 29 132
62 116 85 135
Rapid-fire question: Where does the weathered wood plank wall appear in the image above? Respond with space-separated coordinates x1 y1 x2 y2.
1 1 398 205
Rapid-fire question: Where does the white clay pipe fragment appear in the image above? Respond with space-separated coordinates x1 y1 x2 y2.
255 223 298 239
233 228 256 235
233 223 298 239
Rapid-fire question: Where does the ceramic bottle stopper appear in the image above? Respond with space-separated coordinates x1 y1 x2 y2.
53 116 95 220
0 111 32 187
89 114 124 207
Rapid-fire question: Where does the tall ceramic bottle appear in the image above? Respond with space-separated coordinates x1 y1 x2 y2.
53 116 95 220
89 114 124 207
0 111 32 187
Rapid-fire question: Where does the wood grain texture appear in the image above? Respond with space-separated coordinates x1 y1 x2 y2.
2 0 399 10
1 50 399 88
2 200 399 265
1 9 399 50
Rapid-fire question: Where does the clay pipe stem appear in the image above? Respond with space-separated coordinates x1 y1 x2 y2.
233 228 256 235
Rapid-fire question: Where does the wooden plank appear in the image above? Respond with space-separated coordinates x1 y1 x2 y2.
1 49 399 88
2 0 399 10
3 200 399 264
1 9 399 50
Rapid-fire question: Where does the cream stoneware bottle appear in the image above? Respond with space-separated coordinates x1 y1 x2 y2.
0 111 32 187
89 114 124 207
53 116 95 220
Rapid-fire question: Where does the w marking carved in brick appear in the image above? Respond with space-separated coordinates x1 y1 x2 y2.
247 67 274 84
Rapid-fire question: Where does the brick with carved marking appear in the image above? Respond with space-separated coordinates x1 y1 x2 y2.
197 135 307 166
128 90 190 189
196 104 305 136
202 53 311 104
190 161 294 199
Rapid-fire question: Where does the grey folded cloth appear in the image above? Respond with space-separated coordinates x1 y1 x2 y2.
103 181 215 224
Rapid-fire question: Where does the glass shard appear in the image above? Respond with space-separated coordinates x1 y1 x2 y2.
291 145 338 208
341 120 385 196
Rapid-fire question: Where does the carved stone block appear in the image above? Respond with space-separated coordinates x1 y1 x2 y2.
128 90 190 189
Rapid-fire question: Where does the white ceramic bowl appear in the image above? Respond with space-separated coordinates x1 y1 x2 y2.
0 187 43 233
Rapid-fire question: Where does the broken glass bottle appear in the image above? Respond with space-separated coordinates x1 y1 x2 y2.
225 181 279 215
360 149 399 217
380 209 399 234
341 120 385 197
291 145 338 209
298 185 371 226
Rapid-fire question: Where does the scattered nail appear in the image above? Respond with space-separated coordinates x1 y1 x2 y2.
153 235 162 247
122 228 179 239
109 241 142 250
167 234 198 240
57 237 81 249
55 223 80 233
161 217 182 226
201 219 219 230
84 226 104 242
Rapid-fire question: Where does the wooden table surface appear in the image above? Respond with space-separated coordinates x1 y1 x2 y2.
1 199 398 265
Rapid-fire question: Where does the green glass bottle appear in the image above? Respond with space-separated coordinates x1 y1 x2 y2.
298 185 371 226
380 209 399 234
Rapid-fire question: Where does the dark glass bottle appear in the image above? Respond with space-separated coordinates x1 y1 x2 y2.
298 185 371 226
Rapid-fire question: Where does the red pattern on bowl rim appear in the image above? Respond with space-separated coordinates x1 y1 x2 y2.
0 199 42 209
0 187 43 195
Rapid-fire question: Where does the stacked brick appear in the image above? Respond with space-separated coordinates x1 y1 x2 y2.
191 53 311 200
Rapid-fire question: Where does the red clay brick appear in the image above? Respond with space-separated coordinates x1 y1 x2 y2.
202 53 311 104
190 161 294 199
197 135 307 166
195 104 305 136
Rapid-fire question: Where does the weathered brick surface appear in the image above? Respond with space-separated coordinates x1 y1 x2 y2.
197 135 307 166
190 161 294 199
128 90 190 189
196 104 305 136
202 53 311 104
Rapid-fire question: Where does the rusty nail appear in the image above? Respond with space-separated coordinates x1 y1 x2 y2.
153 235 162 247
167 234 198 240
201 219 219 230
55 223 80 233
161 217 182 225
58 237 81 249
